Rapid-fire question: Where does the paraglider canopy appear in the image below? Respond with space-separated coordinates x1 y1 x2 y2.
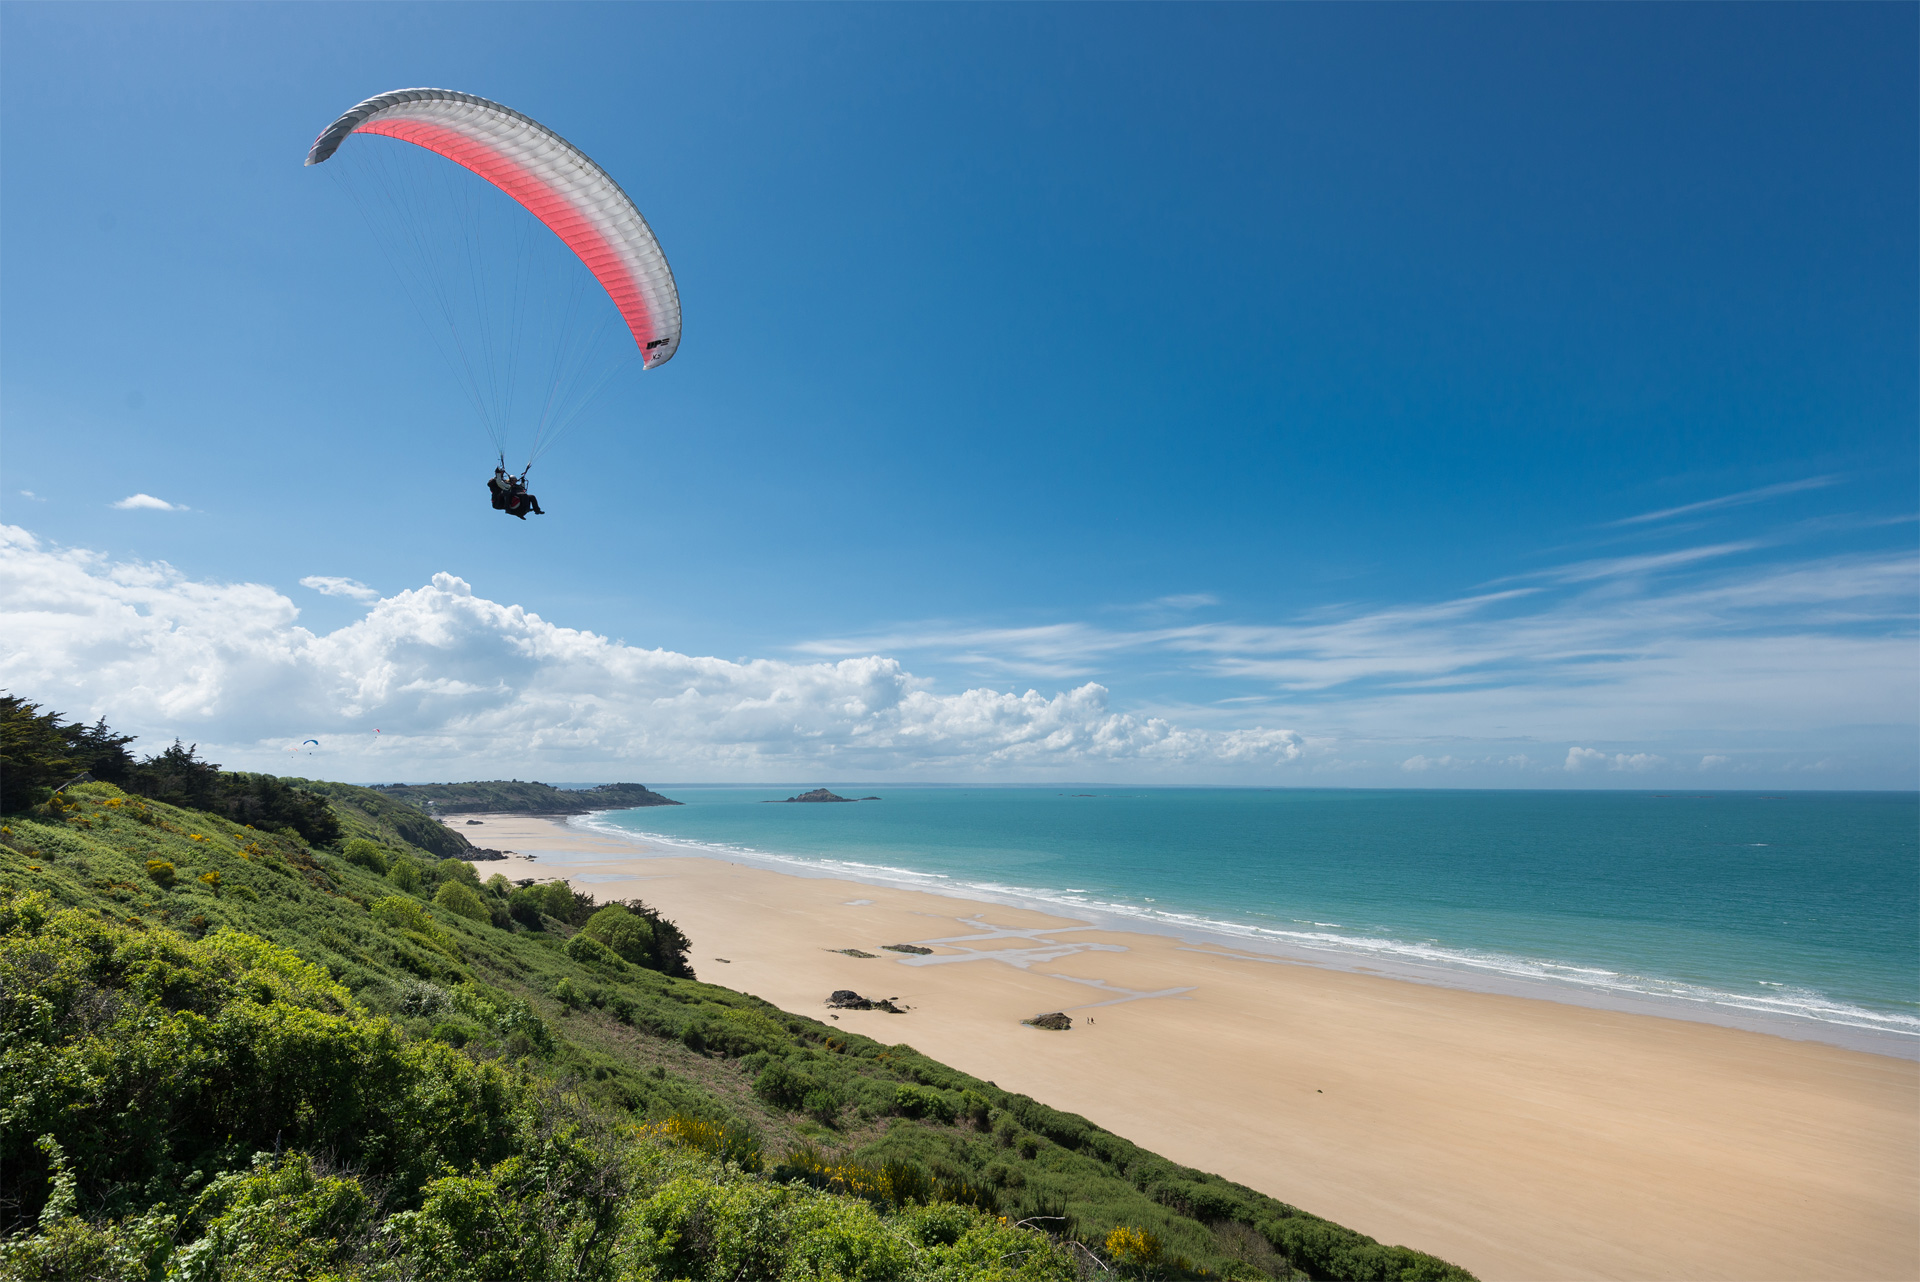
307 88 681 369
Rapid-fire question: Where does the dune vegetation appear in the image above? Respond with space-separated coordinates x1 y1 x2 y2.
0 697 1472 1281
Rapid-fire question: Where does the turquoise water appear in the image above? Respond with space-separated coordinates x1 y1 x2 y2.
579 787 1919 1049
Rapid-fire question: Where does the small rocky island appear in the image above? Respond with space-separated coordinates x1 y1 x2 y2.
766 788 881 803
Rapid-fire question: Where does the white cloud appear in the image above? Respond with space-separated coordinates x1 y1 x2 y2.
1610 476 1838 527
0 526 1303 779
112 493 183 512
300 576 380 603
808 545 1917 757
1565 746 1609 772
1566 747 1667 773
1700 755 1729 769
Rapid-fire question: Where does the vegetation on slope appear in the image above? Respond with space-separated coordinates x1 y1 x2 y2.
0 699 1473 1281
369 779 682 815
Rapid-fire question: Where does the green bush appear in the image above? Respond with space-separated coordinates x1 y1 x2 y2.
566 931 626 970
342 837 388 875
894 1084 958 1123
581 902 654 962
435 880 491 925
145 859 177 889
371 894 436 936
389 856 423 893
0 893 520 1230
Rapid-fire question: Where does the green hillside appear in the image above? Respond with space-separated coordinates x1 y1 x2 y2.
0 704 1472 1280
368 779 682 815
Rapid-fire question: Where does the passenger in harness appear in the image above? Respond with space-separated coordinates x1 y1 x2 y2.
487 466 545 519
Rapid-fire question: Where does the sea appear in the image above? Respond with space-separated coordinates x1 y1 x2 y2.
565 786 1919 1057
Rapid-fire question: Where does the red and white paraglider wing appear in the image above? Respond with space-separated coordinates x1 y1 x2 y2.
307 88 681 368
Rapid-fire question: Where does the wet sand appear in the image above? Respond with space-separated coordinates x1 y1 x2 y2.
460 812 1920 1282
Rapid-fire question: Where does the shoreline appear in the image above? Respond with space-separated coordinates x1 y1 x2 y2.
459 811 1920 1282
568 810 1917 1059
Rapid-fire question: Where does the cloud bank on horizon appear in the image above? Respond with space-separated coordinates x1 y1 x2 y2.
3 520 1912 787
0 525 1303 781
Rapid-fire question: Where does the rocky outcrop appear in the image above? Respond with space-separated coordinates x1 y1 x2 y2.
827 989 906 1013
1022 1012 1072 1031
882 944 933 955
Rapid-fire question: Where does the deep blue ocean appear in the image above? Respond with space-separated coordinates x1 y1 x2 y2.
577 787 1918 1049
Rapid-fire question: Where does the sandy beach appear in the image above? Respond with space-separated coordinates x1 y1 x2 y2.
461 813 1920 1282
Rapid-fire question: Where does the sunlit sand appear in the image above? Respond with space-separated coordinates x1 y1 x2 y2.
464 812 1920 1282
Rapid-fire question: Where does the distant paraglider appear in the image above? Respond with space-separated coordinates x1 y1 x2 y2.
306 88 682 518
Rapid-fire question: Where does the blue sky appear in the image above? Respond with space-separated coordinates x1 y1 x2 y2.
3 3 1914 786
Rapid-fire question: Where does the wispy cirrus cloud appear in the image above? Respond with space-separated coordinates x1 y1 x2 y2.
792 537 1918 778
1608 476 1839 527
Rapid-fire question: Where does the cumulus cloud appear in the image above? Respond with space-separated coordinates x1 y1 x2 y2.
1565 746 1608 772
1700 755 1729 769
111 493 185 511
1566 747 1667 773
0 526 1303 779
300 576 380 603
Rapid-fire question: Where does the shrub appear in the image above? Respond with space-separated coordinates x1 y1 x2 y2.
552 977 582 1010
581 903 653 963
397 979 453 1018
755 1059 810 1110
371 895 436 936
431 1020 475 1047
642 1113 764 1172
342 838 388 875
389 857 422 893
434 880 491 925
565 932 625 970
894 1084 958 1123
1106 1225 1162 1266
145 859 177 889
803 1087 842 1124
